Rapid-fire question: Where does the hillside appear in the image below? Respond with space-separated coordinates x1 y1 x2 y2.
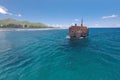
0 18 50 28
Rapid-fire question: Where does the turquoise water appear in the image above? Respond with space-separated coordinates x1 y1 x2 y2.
0 28 120 80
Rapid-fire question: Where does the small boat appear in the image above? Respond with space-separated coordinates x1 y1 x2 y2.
69 19 89 39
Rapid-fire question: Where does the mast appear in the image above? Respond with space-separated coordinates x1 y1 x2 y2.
81 19 83 27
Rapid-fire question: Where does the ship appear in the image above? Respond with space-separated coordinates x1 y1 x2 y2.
69 19 89 39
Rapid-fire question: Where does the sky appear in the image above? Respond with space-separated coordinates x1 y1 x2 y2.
0 0 120 28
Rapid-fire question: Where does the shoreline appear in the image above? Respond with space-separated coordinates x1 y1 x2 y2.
0 28 65 31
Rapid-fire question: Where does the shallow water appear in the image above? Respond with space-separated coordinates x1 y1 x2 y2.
0 28 120 80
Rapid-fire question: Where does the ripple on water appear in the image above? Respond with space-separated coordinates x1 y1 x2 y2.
0 29 120 80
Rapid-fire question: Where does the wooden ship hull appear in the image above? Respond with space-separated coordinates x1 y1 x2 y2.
69 20 89 39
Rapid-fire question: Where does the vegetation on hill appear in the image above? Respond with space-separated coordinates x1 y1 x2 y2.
0 18 51 28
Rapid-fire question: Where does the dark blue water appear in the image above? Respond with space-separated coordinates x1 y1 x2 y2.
0 28 120 80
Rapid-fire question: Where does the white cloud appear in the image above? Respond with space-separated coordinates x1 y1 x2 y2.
102 14 118 19
115 24 120 27
0 5 8 14
94 24 100 27
0 5 22 17
47 24 69 28
74 19 79 21
15 14 22 17
18 14 22 17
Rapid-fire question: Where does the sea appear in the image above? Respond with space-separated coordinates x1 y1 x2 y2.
0 28 120 80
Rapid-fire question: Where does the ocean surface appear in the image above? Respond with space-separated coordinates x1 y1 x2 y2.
0 28 120 80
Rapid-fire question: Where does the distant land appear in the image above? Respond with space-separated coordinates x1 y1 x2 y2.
0 18 53 28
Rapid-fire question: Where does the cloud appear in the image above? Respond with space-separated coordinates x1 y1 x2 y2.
115 24 120 27
0 5 8 14
102 14 118 19
74 19 79 21
17 14 22 17
94 24 100 26
0 5 22 17
47 24 69 28
15 14 22 17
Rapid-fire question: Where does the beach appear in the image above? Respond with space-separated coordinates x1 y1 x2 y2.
0 28 64 31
